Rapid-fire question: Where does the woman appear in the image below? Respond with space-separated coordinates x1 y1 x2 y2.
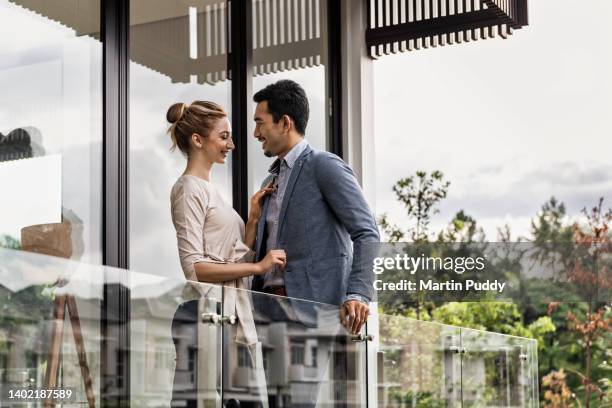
167 101 279 406
167 100 285 281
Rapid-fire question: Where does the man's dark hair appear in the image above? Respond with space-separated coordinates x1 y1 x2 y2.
253 79 309 135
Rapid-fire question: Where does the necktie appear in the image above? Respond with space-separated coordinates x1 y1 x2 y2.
268 158 281 190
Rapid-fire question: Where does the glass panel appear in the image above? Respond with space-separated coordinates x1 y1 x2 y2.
526 339 539 405
0 248 103 406
1 247 541 407
248 0 329 196
129 0 232 280
129 274 223 407
460 327 538 407
373 313 462 407
222 286 367 407
0 0 103 264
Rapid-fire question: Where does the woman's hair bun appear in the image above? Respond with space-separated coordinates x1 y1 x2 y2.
166 102 187 124
167 100 227 155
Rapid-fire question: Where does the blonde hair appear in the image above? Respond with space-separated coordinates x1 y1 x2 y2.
166 101 227 155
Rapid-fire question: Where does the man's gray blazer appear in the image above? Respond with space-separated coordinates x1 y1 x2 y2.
252 144 380 306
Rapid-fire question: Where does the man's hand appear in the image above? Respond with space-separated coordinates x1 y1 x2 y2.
340 300 369 335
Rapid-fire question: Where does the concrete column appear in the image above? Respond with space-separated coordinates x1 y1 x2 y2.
340 0 377 212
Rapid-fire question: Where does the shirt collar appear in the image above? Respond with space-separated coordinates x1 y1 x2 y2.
268 139 309 174
283 138 308 169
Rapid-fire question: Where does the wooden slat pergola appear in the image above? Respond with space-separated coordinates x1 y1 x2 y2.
366 0 528 58
9 0 328 85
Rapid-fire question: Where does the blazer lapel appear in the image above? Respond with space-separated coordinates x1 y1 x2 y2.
277 145 312 238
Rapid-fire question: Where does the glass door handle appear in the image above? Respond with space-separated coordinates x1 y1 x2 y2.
449 346 467 354
351 333 374 342
201 312 238 325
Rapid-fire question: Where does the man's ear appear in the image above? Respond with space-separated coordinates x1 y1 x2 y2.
282 115 292 132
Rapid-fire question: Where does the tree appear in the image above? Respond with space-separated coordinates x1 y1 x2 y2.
378 170 450 243
564 198 612 408
377 173 611 406
0 234 21 250
529 197 575 280
598 349 612 406
430 302 555 345
376 171 450 319
542 369 576 408
436 209 485 243
530 196 574 245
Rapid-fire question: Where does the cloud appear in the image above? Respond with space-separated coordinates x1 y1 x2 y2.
376 161 612 241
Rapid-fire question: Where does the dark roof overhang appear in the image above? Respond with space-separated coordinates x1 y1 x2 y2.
366 0 528 58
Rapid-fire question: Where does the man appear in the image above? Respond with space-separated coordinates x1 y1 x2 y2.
251 79 379 335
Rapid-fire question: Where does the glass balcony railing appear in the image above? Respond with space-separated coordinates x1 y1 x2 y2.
0 248 538 407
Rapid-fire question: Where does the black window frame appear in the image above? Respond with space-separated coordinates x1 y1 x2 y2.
100 0 344 406
102 0 343 251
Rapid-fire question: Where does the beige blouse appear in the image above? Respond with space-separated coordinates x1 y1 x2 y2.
171 176 267 403
170 174 254 281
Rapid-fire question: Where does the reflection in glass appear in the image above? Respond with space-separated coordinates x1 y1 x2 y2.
130 276 223 407
461 328 538 407
0 1 103 399
249 0 329 196
0 248 103 406
223 286 366 408
130 0 232 280
372 313 540 407
373 314 462 407
0 247 541 407
0 0 103 264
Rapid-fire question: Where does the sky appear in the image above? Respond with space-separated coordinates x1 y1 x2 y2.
373 0 612 240
1 0 611 279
